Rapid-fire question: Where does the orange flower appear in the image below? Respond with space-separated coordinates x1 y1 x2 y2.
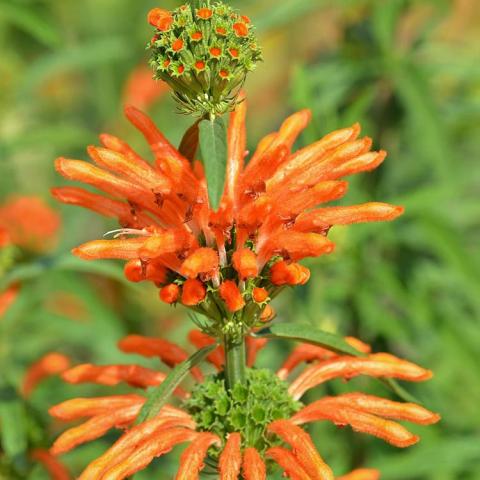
49 333 438 479
53 100 403 323
22 352 70 397
160 283 180 304
148 8 174 31
233 22 249 37
123 65 169 110
31 449 71 480
0 283 20 319
0 196 60 253
182 278 207 306
197 7 213 20
219 280 245 312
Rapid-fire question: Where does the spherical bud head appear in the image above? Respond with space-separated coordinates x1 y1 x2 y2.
147 1 262 117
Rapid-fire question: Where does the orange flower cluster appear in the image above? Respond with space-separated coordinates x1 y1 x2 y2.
49 335 439 479
52 99 403 325
0 196 60 253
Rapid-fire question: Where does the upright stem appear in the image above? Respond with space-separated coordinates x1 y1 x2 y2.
224 334 246 390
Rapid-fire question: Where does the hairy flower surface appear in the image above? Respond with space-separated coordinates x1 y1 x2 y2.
49 334 439 479
52 99 403 339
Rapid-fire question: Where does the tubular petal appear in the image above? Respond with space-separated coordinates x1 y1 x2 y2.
266 447 312 480
79 415 194 479
175 432 221 480
242 447 266 480
73 238 145 260
118 335 203 381
188 330 225 370
268 420 334 480
61 364 167 389
31 449 71 480
337 469 381 480
182 278 207 306
51 404 141 455
101 428 198 480
294 203 404 231
289 354 433 400
219 280 245 312
293 404 419 448
277 337 371 380
232 248 258 278
0 283 19 318
246 337 268 367
49 395 145 420
306 393 440 425
219 432 242 480
22 352 70 397
180 247 219 278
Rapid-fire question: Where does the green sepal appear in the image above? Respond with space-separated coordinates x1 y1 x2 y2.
135 343 217 425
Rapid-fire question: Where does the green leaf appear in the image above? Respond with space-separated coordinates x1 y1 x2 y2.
135 344 217 424
198 117 228 211
0 383 28 471
254 322 364 357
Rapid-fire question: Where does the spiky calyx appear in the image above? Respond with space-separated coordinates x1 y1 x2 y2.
183 368 301 461
147 1 262 117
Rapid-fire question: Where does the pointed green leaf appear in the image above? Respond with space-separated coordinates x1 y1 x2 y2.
198 117 228 211
254 322 364 357
0 383 28 470
135 344 217 424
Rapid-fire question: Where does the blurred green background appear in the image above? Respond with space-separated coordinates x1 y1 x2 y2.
1 0 479 478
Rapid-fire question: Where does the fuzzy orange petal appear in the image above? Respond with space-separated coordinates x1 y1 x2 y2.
175 432 221 480
266 447 312 480
22 353 70 397
49 395 145 421
242 447 266 480
337 469 381 480
180 247 219 278
118 335 203 381
51 404 141 455
219 280 245 312
219 432 242 480
268 420 334 480
79 414 194 479
289 354 433 400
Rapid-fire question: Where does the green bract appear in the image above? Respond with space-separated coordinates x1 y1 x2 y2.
183 368 301 460
148 1 262 117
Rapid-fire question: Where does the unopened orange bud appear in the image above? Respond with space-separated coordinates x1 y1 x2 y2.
182 278 206 306
172 38 184 52
148 8 173 31
197 8 213 19
252 287 268 303
124 259 144 282
232 248 258 279
270 261 310 286
145 263 167 284
191 31 203 41
260 304 274 322
180 247 219 279
160 283 179 304
233 22 249 37
219 280 245 312
210 47 222 57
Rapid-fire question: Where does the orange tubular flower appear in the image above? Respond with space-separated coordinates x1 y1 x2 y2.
49 333 438 479
0 196 60 253
22 352 70 397
31 449 71 480
52 99 403 325
219 280 245 312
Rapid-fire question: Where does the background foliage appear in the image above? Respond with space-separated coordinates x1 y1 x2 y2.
0 0 479 478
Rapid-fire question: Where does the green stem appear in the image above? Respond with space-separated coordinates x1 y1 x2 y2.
224 334 246 390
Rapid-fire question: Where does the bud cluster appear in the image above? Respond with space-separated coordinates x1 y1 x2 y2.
147 1 262 117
